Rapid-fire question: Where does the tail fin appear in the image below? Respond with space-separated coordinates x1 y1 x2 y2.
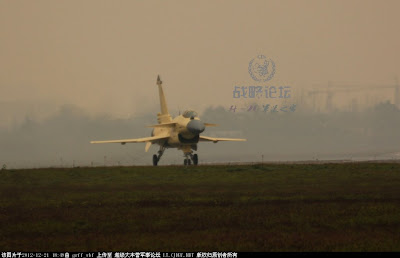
156 75 172 123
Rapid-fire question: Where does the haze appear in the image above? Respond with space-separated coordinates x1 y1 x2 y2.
1 0 399 168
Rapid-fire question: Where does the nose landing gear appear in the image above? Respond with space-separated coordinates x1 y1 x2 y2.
184 158 191 165
183 152 198 166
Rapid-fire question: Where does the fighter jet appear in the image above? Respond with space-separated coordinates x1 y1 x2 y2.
91 75 246 166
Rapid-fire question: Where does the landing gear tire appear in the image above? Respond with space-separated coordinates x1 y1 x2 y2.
184 158 191 166
193 154 198 165
153 154 158 166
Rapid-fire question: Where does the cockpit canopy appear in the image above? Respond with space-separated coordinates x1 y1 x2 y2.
182 110 198 118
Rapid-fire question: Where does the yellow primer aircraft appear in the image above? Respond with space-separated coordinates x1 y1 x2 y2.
91 75 246 166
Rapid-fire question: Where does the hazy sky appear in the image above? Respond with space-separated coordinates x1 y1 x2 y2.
1 0 399 121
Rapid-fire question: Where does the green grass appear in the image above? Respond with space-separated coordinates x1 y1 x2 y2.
0 163 400 251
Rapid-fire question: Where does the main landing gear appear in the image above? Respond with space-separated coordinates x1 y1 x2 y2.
152 146 165 166
152 147 198 166
152 155 158 166
183 153 198 166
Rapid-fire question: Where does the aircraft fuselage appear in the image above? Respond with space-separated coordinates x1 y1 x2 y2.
152 114 204 150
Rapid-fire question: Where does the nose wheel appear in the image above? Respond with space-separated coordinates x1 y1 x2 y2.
183 153 198 166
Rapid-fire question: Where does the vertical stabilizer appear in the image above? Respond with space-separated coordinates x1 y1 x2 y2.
156 75 172 123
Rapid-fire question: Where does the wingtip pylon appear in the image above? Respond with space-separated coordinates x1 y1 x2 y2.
157 75 162 85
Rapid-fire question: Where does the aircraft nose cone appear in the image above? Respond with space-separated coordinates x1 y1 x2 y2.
187 120 205 134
